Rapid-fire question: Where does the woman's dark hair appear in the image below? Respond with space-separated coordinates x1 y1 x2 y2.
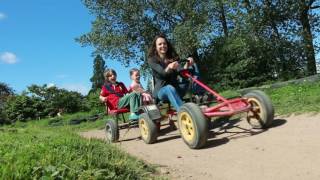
147 34 179 61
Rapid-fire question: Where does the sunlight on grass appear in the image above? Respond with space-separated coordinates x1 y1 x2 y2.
265 82 320 115
0 126 160 179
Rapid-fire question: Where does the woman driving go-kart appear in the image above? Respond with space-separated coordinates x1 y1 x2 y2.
104 33 274 149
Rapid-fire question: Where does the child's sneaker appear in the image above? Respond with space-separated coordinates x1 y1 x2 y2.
169 120 177 130
129 113 139 120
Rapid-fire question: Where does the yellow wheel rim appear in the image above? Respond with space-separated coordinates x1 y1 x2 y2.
139 118 149 140
247 98 265 126
179 112 195 142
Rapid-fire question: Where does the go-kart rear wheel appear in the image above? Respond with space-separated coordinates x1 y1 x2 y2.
244 90 274 129
178 103 208 149
105 120 119 143
139 113 158 144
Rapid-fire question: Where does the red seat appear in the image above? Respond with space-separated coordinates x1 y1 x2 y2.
104 100 129 115
108 108 130 115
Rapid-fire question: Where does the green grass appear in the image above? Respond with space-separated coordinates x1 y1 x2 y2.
220 90 241 99
265 82 320 115
0 115 162 179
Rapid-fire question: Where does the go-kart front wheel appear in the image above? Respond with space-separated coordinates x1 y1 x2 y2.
178 103 208 149
105 120 119 143
139 113 158 144
244 90 274 129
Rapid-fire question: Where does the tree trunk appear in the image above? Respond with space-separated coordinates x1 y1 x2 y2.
264 0 287 78
218 0 229 37
299 0 317 75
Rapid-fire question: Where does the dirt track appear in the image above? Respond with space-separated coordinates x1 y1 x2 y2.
80 113 320 180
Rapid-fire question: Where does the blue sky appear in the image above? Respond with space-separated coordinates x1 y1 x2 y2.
0 0 142 95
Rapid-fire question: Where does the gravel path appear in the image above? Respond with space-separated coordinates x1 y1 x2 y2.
80 113 320 180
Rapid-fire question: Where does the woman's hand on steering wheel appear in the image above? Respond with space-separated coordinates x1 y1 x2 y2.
184 57 194 68
168 61 179 70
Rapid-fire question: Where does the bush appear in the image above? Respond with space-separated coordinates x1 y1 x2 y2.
3 95 45 122
85 88 105 113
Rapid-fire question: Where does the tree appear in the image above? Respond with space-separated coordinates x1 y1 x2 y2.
77 0 212 67
78 0 320 90
0 82 14 124
27 84 87 115
4 94 45 122
296 0 319 75
77 0 159 67
0 82 14 107
90 54 106 93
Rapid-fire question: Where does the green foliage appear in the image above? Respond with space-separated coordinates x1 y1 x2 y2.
27 84 88 114
78 0 319 89
77 0 156 66
0 82 14 98
0 82 14 124
77 0 211 67
4 95 45 122
90 55 106 93
202 36 272 90
85 88 105 113
3 85 88 123
0 126 156 179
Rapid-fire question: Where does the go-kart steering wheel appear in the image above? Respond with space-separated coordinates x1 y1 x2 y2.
177 59 195 78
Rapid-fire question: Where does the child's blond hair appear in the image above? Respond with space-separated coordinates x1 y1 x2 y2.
129 68 139 80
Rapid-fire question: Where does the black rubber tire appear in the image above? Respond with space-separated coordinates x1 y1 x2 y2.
244 90 274 129
105 119 119 143
178 103 208 149
139 113 158 144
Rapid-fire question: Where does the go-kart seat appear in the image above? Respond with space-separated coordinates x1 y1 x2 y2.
104 99 129 115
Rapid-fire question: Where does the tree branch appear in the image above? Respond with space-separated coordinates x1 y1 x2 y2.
308 0 315 8
310 5 320 9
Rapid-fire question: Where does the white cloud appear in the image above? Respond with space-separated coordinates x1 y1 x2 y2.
0 12 6 20
61 83 89 95
0 52 18 64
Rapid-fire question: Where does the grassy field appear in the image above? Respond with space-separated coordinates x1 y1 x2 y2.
1 81 320 179
265 82 320 115
0 116 162 179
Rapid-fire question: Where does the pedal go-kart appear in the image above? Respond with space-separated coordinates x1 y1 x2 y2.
105 66 274 149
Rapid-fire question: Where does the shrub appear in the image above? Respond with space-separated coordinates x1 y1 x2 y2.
85 88 105 113
3 95 45 122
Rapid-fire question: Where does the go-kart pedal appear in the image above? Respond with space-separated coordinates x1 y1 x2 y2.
169 120 177 130
128 113 139 127
129 119 139 127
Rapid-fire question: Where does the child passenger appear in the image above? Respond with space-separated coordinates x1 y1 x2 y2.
99 68 141 120
129 68 153 104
